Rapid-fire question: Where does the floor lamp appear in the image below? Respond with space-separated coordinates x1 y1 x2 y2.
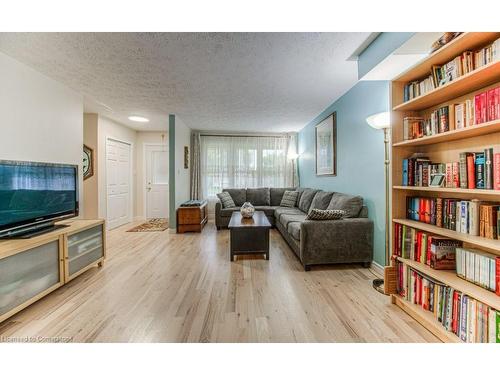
366 111 394 295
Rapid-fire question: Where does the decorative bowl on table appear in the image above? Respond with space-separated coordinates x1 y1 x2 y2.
240 202 255 218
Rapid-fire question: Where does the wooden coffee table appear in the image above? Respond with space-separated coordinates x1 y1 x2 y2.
228 211 271 261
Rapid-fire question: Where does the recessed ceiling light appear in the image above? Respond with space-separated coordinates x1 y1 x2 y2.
128 115 149 123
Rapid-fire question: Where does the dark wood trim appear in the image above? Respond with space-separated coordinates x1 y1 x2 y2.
83 144 94 180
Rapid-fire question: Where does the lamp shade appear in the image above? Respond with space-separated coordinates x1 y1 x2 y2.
366 111 390 130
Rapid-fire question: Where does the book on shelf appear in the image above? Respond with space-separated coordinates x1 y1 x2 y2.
396 260 500 342
456 247 500 294
401 148 498 190
401 86 500 143
394 222 463 269
402 37 500 103
405 196 500 239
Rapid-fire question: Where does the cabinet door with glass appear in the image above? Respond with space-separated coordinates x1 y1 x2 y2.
65 224 105 282
0 239 63 322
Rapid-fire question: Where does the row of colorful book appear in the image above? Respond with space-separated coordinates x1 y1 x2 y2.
405 196 500 239
396 261 500 342
402 85 499 141
456 247 500 293
402 37 500 102
394 223 500 294
402 148 499 190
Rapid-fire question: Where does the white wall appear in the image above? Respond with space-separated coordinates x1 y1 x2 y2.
135 131 168 219
97 116 137 220
0 52 84 213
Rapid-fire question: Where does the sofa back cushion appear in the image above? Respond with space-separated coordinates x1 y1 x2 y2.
327 192 363 218
298 188 319 213
308 191 334 212
222 188 246 206
270 187 295 206
246 188 270 206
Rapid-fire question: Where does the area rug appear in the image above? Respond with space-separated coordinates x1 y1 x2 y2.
127 218 169 232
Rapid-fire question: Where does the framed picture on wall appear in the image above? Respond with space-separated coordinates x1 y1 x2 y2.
315 112 337 176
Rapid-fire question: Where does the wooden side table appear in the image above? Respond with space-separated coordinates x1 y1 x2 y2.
176 201 208 233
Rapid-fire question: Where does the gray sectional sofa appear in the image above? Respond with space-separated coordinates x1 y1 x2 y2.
215 187 374 271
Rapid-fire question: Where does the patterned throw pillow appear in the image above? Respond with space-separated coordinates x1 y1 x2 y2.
306 209 345 221
280 190 299 207
217 191 236 208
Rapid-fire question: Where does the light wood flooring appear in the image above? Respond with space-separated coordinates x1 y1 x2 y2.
0 222 439 342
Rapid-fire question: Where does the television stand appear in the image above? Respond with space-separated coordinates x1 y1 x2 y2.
2 222 70 239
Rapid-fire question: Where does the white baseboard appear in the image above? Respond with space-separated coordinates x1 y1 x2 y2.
370 261 384 277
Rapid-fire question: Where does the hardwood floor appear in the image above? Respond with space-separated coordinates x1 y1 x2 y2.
0 221 439 343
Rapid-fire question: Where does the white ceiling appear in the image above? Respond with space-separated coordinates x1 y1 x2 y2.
0 33 370 132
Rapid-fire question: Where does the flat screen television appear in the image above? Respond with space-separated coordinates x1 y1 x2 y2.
0 160 79 238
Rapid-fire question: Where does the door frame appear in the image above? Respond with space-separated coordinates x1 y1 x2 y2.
143 142 169 220
105 136 134 229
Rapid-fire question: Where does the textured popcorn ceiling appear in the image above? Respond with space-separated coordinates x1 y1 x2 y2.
0 33 369 132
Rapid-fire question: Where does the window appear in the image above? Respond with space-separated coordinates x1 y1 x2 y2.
200 135 290 198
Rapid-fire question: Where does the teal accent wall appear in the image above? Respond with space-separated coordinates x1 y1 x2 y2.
169 114 176 229
298 81 389 265
358 33 415 79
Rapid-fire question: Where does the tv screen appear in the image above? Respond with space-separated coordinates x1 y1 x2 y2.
0 160 78 233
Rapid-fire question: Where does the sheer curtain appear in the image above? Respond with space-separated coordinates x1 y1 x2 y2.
200 135 291 198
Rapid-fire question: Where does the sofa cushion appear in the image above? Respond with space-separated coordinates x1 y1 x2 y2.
217 191 236 208
223 188 246 206
306 208 345 220
254 206 279 217
274 207 303 220
308 191 334 212
270 187 295 206
279 213 307 229
280 190 299 207
298 188 319 213
287 222 301 241
327 193 363 218
219 207 240 217
246 188 270 206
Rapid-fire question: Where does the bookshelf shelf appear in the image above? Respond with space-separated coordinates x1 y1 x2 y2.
392 185 500 196
393 218 500 255
394 32 500 83
392 119 500 147
393 61 500 112
391 294 462 343
390 32 500 343
396 257 500 310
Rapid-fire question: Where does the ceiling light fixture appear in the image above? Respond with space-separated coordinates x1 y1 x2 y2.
128 115 149 123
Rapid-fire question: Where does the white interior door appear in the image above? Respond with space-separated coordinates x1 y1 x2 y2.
107 139 131 229
145 144 169 219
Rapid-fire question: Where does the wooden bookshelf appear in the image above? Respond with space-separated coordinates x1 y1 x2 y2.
390 32 500 343
391 295 462 343
393 185 500 197
396 257 500 311
393 119 500 147
393 61 500 111
393 219 500 255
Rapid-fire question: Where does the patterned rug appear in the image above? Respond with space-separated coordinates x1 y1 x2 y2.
127 218 169 232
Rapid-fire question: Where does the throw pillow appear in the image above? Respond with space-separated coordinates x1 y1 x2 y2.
306 209 345 221
217 191 236 208
280 190 299 207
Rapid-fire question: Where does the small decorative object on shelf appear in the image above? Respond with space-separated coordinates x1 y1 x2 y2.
240 202 255 218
